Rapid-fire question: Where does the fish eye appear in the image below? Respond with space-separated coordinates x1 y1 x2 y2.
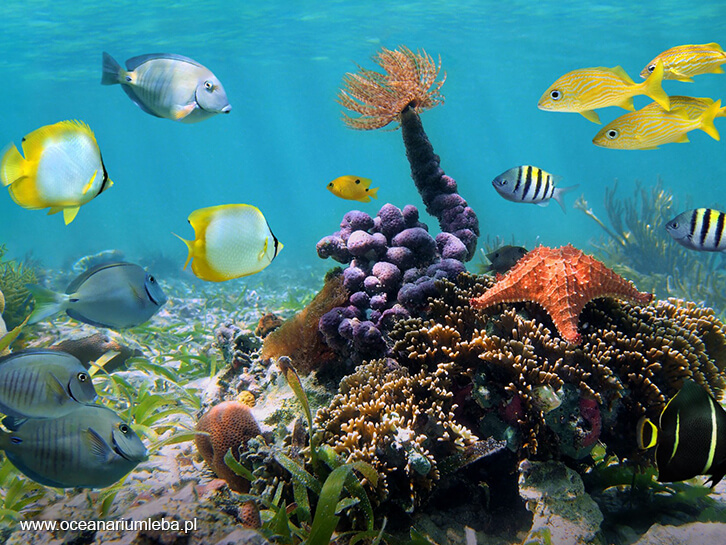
77 372 89 382
550 90 561 100
355 179 360 184
494 252 500 258
148 275 156 284
606 129 619 139
125 75 132 82
204 81 214 91
328 182 333 187
119 424 130 434
648 64 656 73
670 221 678 229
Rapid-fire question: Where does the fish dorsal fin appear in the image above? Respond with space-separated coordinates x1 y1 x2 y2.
125 53 203 72
22 121 96 158
63 206 80 225
609 65 635 85
85 427 114 462
707 42 724 53
65 262 130 294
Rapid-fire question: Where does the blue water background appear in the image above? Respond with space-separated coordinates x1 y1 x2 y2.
2 1 726 283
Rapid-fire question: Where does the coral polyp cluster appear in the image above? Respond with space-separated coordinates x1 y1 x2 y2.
338 45 446 130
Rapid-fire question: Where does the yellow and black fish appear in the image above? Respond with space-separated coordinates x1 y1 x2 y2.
638 379 726 485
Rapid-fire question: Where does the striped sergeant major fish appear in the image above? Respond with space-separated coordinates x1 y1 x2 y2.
665 208 726 252
637 379 726 485
491 165 578 213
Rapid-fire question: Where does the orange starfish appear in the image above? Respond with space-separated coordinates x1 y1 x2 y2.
470 244 653 344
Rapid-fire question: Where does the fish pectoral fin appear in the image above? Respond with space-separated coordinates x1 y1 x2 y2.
580 110 601 124
47 372 67 403
63 207 81 225
258 237 269 261
84 427 114 462
171 103 197 120
82 170 98 195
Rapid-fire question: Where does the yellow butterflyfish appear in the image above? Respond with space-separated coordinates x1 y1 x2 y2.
641 43 726 82
175 204 283 282
327 175 379 203
0 120 112 225
538 61 670 124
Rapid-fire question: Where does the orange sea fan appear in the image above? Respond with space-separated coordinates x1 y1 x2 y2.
338 45 446 130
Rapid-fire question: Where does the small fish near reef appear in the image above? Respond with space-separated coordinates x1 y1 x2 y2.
593 99 721 150
27 262 167 329
176 204 283 282
666 208 726 252
101 52 231 123
482 245 528 275
0 404 147 488
492 166 578 212
637 379 726 485
327 175 379 203
0 349 96 419
538 61 670 124
641 43 726 82
0 120 112 225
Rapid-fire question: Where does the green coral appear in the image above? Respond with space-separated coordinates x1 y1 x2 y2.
0 245 37 329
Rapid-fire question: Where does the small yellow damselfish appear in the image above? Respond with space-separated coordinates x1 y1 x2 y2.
327 175 379 203
0 120 112 225
641 43 726 82
175 204 283 282
538 61 670 124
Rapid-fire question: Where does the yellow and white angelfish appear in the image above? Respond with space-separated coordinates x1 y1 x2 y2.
0 120 112 225
327 175 378 202
538 61 670 124
175 204 283 282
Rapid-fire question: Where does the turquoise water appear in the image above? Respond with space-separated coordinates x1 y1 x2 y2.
1 0 726 279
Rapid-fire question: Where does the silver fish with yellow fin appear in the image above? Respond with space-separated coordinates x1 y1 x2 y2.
641 43 726 82
27 262 167 329
637 379 726 485
176 204 283 282
538 61 669 124
0 349 96 419
0 121 112 225
593 99 721 150
0 404 147 489
102 52 231 123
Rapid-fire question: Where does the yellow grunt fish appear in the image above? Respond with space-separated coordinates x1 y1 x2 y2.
327 175 379 202
654 95 726 120
592 99 721 150
538 61 670 124
640 43 726 82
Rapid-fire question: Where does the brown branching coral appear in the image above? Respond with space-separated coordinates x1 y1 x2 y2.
338 45 446 130
386 273 726 462
314 357 478 512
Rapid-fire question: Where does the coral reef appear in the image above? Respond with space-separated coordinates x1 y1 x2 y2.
385 272 726 463
0 289 8 356
261 269 349 374
0 245 36 329
575 178 726 315
254 313 283 338
471 245 654 344
195 401 261 493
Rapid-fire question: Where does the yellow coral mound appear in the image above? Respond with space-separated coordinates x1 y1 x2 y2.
338 45 446 130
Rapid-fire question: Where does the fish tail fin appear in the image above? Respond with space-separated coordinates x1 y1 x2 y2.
369 187 379 200
642 59 670 111
101 52 124 85
699 99 721 141
552 184 580 213
173 233 194 269
26 284 69 324
0 143 26 186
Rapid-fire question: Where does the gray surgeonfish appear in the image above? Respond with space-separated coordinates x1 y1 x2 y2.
27 262 167 329
0 404 147 488
101 52 231 123
637 379 726 485
0 349 96 419
492 165 578 213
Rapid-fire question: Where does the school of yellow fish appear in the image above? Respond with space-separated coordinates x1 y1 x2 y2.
539 42 726 150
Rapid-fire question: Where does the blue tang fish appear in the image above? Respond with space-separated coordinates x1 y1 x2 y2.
27 262 167 329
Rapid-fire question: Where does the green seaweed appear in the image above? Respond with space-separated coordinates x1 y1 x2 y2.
0 245 37 329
